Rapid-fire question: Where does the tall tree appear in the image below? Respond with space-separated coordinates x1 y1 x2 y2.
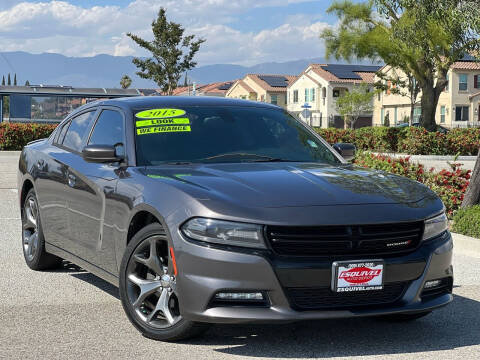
25 80 30 86
127 8 205 95
120 75 132 89
183 72 188 87
13 73 17 86
7 73 11 86
336 83 375 129
320 0 480 131
1 76 4 86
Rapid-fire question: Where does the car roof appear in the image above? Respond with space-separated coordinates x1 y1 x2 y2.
94 96 281 111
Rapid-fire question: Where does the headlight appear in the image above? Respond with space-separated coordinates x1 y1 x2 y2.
181 218 266 249
422 212 448 241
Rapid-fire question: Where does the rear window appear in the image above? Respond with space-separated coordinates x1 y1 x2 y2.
134 106 340 166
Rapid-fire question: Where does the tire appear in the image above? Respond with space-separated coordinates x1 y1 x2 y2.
119 222 210 341
22 188 63 270
379 311 431 322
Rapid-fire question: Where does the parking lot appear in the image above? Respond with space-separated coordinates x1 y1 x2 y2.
1 151 480 360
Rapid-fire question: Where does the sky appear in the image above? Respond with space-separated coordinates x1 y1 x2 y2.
0 0 355 66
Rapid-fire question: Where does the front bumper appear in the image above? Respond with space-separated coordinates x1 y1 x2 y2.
174 230 453 324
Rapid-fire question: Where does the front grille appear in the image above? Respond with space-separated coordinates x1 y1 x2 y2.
286 282 407 310
266 222 423 257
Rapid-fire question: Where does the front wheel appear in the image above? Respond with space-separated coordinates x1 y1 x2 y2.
119 223 209 341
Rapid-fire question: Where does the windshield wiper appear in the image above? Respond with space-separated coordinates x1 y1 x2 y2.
199 153 298 163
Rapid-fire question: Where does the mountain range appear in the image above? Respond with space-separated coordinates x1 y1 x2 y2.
0 51 377 89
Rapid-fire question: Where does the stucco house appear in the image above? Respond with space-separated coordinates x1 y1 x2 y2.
226 74 297 109
373 56 480 128
287 64 381 128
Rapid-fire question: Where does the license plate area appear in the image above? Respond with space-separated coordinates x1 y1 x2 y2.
332 260 384 293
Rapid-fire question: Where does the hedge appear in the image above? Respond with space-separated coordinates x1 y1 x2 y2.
0 123 57 150
315 126 480 156
354 151 471 218
452 205 480 238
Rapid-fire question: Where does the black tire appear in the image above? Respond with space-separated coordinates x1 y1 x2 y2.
22 188 62 270
379 311 432 322
119 222 210 341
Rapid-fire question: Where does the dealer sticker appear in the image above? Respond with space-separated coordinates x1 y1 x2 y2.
135 108 186 119
332 260 384 292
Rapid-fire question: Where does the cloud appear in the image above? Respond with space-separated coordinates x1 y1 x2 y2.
0 0 328 65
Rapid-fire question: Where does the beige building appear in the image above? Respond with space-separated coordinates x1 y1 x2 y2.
287 64 381 128
374 57 480 127
226 74 297 109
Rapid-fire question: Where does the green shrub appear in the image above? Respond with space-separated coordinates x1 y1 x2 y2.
452 205 480 238
315 126 480 156
354 151 471 217
0 123 57 150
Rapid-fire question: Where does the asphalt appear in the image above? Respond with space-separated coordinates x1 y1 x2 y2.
1 151 480 360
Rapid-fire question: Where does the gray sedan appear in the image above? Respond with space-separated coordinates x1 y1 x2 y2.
18 96 452 341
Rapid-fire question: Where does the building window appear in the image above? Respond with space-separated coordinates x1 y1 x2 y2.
413 107 422 123
311 88 315 102
271 94 278 105
444 74 449 92
455 106 469 121
459 74 468 91
475 75 480 89
293 90 298 103
440 106 446 123
333 90 340 98
305 88 309 102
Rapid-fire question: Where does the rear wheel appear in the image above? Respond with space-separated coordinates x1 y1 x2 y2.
22 188 62 270
119 223 209 341
379 311 431 322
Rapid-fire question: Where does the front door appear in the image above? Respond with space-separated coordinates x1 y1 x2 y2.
64 107 126 273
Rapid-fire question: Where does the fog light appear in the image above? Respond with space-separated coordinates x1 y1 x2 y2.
424 279 443 289
215 292 264 300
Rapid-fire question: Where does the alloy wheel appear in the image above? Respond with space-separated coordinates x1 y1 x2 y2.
23 195 39 262
126 235 181 328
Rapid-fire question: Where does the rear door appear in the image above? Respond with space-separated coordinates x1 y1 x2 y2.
38 109 98 255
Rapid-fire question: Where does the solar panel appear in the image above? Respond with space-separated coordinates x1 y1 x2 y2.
218 82 233 90
322 64 381 80
258 75 289 87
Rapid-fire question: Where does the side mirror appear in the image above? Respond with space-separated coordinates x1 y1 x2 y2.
82 144 123 163
333 143 356 162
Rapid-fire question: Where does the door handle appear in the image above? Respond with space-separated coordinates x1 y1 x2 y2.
67 173 76 187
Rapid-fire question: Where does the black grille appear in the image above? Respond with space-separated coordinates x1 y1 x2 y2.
286 282 407 310
266 222 423 257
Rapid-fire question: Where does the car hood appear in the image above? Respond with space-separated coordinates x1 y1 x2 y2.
140 162 435 208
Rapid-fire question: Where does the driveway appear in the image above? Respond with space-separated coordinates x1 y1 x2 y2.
1 151 479 359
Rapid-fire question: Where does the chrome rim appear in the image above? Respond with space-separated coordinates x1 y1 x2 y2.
23 195 39 262
126 235 181 329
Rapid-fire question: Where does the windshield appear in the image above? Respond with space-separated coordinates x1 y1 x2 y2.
134 105 341 166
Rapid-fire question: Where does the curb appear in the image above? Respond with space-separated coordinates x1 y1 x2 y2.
452 232 480 258
373 152 477 162
0 151 21 155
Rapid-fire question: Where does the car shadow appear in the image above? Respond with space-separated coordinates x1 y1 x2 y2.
52 262 120 299
64 269 479 357
184 291 480 358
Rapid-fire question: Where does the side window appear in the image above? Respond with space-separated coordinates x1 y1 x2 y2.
88 110 125 146
62 111 96 152
56 121 71 144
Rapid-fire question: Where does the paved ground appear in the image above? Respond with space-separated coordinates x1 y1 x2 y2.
1 151 480 360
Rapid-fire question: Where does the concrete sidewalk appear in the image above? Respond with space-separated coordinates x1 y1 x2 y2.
374 152 477 172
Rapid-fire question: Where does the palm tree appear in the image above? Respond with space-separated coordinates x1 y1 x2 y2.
120 75 132 89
